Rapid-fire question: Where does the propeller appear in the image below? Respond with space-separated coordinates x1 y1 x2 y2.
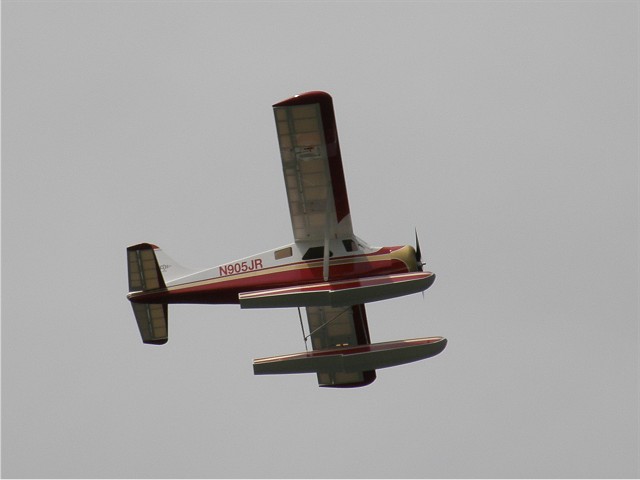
414 228 426 271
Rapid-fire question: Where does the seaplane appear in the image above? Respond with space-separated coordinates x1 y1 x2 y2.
126 91 447 387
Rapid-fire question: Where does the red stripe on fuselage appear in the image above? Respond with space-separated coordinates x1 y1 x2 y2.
128 248 412 305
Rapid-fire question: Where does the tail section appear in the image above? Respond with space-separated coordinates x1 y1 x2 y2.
127 243 168 345
151 246 198 284
131 302 168 345
127 243 166 292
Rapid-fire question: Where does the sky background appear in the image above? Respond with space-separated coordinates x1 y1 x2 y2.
2 1 638 478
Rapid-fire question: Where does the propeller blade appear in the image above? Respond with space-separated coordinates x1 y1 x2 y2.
414 228 425 271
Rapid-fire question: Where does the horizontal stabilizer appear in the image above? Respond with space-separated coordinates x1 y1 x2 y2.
127 243 168 344
131 303 168 345
239 272 435 309
127 243 166 292
253 336 447 376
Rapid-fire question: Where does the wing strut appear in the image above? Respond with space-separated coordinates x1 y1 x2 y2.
322 183 331 281
304 306 351 344
322 229 330 281
297 307 309 352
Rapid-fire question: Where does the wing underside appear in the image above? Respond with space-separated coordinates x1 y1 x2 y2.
305 304 376 387
273 91 353 242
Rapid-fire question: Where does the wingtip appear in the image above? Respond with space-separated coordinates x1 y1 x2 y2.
273 90 332 108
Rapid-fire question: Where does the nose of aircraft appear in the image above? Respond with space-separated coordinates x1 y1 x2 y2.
391 245 426 272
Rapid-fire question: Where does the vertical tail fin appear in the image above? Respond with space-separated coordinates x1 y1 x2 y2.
150 247 198 284
127 243 168 345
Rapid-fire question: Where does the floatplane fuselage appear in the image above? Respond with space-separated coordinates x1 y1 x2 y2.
127 239 433 306
126 91 446 388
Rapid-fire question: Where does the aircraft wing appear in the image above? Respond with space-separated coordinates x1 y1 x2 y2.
273 91 354 242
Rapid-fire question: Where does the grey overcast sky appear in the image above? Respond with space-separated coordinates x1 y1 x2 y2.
2 1 638 478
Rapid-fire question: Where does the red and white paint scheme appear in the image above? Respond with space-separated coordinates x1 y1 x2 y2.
127 91 446 388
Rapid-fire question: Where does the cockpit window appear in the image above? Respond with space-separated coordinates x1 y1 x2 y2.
342 239 357 252
302 246 333 260
274 246 292 260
